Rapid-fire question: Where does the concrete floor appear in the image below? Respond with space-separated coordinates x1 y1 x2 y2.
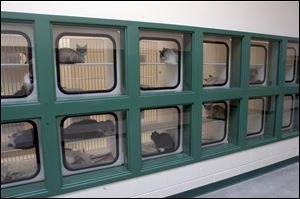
198 163 299 198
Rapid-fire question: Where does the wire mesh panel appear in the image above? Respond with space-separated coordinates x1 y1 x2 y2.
141 107 181 158
282 95 294 129
203 40 229 87
56 34 116 94
1 31 33 98
1 121 40 185
202 101 227 145
61 113 121 171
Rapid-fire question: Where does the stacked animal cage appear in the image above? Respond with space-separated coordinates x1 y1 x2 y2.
1 32 33 98
139 32 182 91
60 113 122 174
57 35 115 93
1 122 40 185
141 107 182 159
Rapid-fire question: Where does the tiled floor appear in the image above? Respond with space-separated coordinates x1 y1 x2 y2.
198 163 299 198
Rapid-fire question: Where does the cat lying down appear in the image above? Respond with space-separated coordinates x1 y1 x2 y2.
59 44 87 64
7 128 35 149
203 103 226 120
62 119 116 141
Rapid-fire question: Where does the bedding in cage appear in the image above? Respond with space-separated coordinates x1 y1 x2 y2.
1 121 43 187
202 101 229 145
60 113 124 175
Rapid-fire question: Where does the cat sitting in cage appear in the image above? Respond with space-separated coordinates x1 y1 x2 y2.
151 131 175 153
203 103 226 120
159 48 178 65
13 73 33 97
59 44 87 64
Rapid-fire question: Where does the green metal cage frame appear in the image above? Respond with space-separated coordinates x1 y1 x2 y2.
1 11 299 198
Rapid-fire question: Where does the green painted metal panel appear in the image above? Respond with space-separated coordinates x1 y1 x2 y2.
1 11 299 198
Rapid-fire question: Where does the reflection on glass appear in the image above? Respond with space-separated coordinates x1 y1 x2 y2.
250 43 267 85
282 95 294 129
203 41 229 87
141 107 181 158
56 34 116 93
285 43 298 83
202 101 227 145
1 121 40 185
247 98 265 136
1 32 33 98
61 113 121 171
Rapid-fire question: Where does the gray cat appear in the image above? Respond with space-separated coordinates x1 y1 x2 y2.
249 68 263 84
203 103 226 120
63 119 115 141
151 131 175 153
159 48 178 65
7 128 34 149
59 44 87 64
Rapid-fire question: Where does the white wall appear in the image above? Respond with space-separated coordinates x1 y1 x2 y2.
1 1 299 37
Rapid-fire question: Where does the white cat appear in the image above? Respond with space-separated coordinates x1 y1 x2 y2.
159 48 178 65
204 74 218 85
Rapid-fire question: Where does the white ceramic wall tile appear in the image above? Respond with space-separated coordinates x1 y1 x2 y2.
250 145 273 162
271 139 293 155
288 137 299 151
239 160 264 174
214 168 240 182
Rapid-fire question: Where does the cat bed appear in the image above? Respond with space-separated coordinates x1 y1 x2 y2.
7 128 35 149
64 148 114 169
202 119 225 141
62 119 115 141
1 159 37 184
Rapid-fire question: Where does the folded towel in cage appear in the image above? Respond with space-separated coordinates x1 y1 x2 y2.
63 119 116 141
7 128 35 149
